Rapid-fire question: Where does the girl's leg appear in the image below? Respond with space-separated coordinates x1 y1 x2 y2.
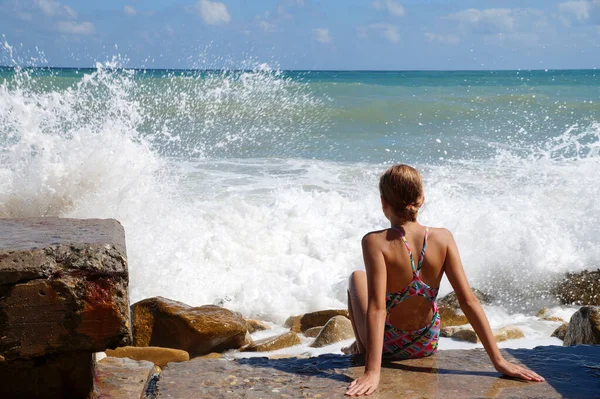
346 270 368 354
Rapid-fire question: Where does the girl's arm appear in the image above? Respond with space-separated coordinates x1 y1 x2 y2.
443 229 544 382
346 234 387 396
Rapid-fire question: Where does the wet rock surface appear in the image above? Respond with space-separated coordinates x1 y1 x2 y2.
563 306 600 345
309 315 354 348
154 346 600 398
94 357 157 399
131 297 247 357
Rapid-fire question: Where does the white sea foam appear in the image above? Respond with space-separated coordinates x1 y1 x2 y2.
1 62 598 353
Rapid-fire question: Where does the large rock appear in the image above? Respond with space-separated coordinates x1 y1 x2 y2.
285 309 349 333
105 346 189 368
0 218 131 361
439 305 469 328
554 269 600 305
310 316 354 348
438 288 491 309
563 306 600 346
93 357 157 399
154 346 600 398
243 332 302 352
131 297 247 357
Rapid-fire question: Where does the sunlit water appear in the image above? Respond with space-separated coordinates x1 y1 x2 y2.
1 50 599 354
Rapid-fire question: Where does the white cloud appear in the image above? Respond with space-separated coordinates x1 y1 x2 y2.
313 28 332 43
358 23 400 43
371 0 405 17
447 8 515 34
259 20 276 32
196 0 231 26
124 5 137 16
35 0 77 19
425 32 460 45
559 1 600 23
57 21 94 35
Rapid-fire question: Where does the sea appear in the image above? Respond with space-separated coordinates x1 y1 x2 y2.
1 59 599 356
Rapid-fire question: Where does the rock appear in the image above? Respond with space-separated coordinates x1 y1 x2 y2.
554 269 600 305
93 356 157 399
563 306 600 346
0 218 131 361
438 288 491 309
445 325 525 343
543 316 566 322
494 326 525 342
451 327 479 343
246 319 270 334
552 323 569 340
243 332 302 352
440 324 472 337
0 351 94 399
286 309 350 333
131 297 247 357
536 308 549 317
154 346 600 398
304 326 323 338
105 346 189 368
196 352 223 359
439 305 469 328
310 316 354 348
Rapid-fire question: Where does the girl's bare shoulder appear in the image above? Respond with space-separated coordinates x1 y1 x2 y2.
361 229 390 247
427 227 454 246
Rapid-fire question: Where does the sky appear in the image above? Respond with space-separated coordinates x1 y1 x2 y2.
1 0 599 70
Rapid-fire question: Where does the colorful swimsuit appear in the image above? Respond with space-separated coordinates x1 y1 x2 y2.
382 227 440 360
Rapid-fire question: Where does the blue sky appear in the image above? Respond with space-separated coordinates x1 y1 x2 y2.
1 0 599 70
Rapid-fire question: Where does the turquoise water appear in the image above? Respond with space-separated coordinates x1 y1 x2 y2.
2 67 599 163
0 65 598 346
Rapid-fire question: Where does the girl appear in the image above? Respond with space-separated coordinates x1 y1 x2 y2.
344 164 544 397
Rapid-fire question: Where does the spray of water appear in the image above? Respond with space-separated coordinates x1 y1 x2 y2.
1 50 599 323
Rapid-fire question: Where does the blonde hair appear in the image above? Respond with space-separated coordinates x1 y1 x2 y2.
379 164 424 221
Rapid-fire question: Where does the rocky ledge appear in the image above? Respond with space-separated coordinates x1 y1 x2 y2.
95 345 600 398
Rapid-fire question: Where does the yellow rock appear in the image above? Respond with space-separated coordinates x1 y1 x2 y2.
494 326 525 342
246 319 270 333
244 332 302 352
286 309 349 333
439 305 469 328
105 346 189 368
304 326 323 338
310 316 354 348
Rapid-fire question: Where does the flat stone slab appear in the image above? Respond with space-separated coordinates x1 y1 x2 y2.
94 357 157 399
156 346 600 398
0 218 130 360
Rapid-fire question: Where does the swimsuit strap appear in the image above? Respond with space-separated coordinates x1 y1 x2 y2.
392 227 429 275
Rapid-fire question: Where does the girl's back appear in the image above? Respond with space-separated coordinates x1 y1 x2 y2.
375 224 450 331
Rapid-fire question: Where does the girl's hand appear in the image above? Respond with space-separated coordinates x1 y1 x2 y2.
494 358 545 382
345 371 380 396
